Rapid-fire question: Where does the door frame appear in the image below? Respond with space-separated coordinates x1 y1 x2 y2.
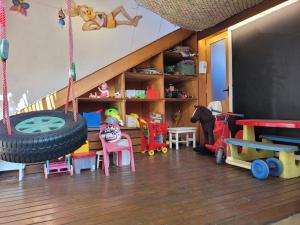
198 30 231 112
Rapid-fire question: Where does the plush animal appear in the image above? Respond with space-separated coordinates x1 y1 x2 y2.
71 1 142 31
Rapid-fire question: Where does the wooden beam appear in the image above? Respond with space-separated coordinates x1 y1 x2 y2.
21 28 193 112
197 0 288 40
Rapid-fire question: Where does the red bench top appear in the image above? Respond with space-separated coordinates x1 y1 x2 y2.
236 119 300 128
72 152 96 159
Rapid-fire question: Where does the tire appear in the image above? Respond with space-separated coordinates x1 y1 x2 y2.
266 158 283 177
0 110 87 163
215 148 225 165
251 160 269 180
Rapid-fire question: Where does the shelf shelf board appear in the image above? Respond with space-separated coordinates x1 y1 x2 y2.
125 72 163 81
78 97 124 102
165 98 198 102
164 51 196 64
126 98 164 102
164 74 198 83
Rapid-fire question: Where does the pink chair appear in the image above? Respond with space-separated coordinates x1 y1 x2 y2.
99 124 135 176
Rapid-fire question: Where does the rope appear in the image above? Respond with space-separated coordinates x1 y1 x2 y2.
0 0 11 135
64 0 77 122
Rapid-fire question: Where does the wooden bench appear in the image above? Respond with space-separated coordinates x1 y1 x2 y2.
225 138 300 179
260 135 300 144
225 138 298 153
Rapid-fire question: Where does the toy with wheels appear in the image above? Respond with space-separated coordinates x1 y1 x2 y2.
191 106 244 164
139 118 168 156
0 0 87 164
44 155 73 179
225 138 298 180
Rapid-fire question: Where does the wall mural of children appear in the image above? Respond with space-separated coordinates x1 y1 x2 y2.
71 1 142 31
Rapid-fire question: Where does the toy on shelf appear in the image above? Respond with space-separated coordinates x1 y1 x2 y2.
146 85 159 99
172 109 182 127
44 155 73 179
139 118 168 156
98 82 109 97
165 84 189 99
89 82 109 98
126 113 140 128
105 108 124 126
150 112 163 124
114 91 122 98
125 90 146 99
83 109 102 128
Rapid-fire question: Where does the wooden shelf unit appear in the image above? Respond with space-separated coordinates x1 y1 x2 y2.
77 34 200 152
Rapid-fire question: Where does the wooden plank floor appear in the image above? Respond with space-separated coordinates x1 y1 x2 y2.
1 148 300 225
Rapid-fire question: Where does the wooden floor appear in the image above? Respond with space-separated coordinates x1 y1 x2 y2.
1 148 300 225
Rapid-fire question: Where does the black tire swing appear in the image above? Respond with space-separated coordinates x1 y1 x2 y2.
0 0 87 163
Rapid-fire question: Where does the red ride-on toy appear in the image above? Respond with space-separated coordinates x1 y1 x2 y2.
205 110 244 164
139 118 168 156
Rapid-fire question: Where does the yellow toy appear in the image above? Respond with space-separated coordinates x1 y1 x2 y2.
73 141 89 155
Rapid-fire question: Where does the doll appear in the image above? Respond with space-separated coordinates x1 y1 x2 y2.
98 82 109 98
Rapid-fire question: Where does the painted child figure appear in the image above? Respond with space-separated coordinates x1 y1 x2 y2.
72 2 142 31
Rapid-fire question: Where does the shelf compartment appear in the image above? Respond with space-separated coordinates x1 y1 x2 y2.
126 98 164 102
126 101 164 120
164 98 198 102
164 74 198 83
125 72 163 81
165 101 198 128
78 97 124 102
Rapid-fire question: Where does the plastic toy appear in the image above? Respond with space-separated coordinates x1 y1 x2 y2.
72 152 96 175
146 85 159 99
99 124 135 176
139 118 168 156
73 141 89 155
98 82 109 97
204 110 244 164
44 155 73 179
100 117 121 143
105 108 124 126
83 110 102 128
225 138 298 180
10 0 30 16
126 113 140 128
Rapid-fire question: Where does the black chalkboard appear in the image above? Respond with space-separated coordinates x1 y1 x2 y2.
232 2 300 138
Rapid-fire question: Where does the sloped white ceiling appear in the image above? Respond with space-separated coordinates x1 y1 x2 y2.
136 0 266 31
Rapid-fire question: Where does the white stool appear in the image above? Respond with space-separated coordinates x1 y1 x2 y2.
168 127 197 150
0 160 25 181
96 151 110 168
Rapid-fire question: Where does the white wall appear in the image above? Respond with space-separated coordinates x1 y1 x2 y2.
0 0 177 118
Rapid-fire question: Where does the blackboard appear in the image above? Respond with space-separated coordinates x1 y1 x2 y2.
232 2 300 138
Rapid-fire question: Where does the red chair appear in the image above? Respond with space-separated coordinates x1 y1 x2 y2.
99 124 135 176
